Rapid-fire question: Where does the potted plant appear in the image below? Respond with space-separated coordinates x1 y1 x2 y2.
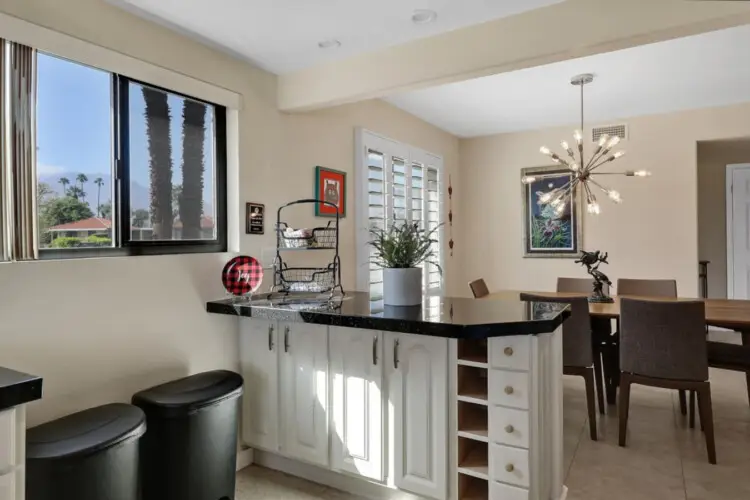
369 222 442 306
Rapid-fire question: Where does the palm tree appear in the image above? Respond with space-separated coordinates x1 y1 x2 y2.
76 173 88 203
94 177 104 217
143 87 172 239
58 177 70 196
68 186 84 201
180 100 206 239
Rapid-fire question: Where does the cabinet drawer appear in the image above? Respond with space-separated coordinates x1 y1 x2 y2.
489 336 530 371
488 370 530 410
0 470 16 500
489 406 530 449
490 480 528 500
0 409 16 473
490 443 530 488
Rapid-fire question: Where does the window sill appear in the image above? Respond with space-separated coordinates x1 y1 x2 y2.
38 243 228 260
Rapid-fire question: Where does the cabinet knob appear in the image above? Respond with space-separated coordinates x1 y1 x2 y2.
505 464 515 473
504 386 514 395
505 424 514 434
504 346 514 356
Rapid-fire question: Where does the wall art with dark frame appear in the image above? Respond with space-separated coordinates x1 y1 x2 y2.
314 166 346 217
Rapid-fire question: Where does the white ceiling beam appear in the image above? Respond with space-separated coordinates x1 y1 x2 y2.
278 0 750 112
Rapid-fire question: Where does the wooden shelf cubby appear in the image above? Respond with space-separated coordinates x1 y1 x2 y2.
457 436 489 479
457 365 488 404
457 339 488 365
458 470 489 500
458 400 489 442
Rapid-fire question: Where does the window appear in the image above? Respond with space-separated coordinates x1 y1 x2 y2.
356 129 444 299
35 52 226 257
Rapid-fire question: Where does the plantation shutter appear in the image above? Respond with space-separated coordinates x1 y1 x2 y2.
356 129 444 296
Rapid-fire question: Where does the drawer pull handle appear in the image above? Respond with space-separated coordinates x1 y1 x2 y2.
504 386 514 395
505 464 515 473
504 347 514 356
268 325 275 351
505 424 514 434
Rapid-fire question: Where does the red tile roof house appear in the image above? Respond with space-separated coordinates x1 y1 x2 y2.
47 216 215 242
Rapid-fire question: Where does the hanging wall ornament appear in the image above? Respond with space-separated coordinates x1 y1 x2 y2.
448 175 454 257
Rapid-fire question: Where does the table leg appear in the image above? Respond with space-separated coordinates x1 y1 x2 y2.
743 332 750 407
592 317 618 405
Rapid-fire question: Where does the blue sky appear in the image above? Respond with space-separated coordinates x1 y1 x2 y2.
36 52 215 212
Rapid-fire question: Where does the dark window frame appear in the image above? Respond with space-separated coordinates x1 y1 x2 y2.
38 64 228 260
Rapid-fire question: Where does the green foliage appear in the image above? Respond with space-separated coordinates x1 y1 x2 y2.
369 221 442 271
50 237 82 248
530 216 572 249
85 235 112 247
132 208 150 228
40 196 94 228
100 202 112 219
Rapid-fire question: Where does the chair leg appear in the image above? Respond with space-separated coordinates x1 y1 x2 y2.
678 390 687 416
618 372 632 447
584 367 598 441
603 340 619 405
697 383 717 465
689 390 696 429
593 351 606 415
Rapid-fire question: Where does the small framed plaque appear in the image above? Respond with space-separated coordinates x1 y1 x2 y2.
246 203 265 234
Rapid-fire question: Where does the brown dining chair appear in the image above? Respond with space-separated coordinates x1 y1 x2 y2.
468 279 489 298
618 298 716 464
557 278 607 415
521 293 598 440
615 279 688 411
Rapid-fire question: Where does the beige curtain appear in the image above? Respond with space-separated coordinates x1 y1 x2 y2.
0 41 8 261
9 42 37 260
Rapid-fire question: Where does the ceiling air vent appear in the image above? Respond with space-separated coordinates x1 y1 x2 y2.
592 124 627 143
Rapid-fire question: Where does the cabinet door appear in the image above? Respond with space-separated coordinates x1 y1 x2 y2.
280 322 329 467
0 471 16 500
239 319 279 451
387 333 448 500
330 327 384 481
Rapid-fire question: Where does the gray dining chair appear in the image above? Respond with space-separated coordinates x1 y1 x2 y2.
557 277 607 415
707 341 750 408
615 279 690 411
619 298 716 464
521 293 598 440
468 279 489 299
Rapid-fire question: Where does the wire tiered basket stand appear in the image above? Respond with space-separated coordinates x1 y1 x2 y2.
271 199 344 302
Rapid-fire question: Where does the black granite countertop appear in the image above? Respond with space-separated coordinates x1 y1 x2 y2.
0 366 42 412
206 292 570 339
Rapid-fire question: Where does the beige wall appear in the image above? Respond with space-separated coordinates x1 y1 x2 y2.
459 103 750 298
697 140 750 299
0 0 457 426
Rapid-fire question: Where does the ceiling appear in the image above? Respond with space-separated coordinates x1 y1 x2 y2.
110 0 564 75
385 24 750 138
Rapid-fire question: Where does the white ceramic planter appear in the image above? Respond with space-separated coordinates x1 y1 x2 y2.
383 267 423 306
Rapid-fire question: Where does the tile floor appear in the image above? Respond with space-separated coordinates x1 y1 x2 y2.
236 334 750 500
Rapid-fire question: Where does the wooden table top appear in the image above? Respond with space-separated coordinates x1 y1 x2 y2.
486 291 750 331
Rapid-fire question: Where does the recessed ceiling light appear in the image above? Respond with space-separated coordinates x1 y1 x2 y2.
318 39 341 49
412 9 437 25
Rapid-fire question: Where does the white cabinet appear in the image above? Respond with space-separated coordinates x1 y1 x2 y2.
0 406 24 500
280 322 329 467
387 333 448 500
0 471 16 500
240 319 280 452
329 327 384 481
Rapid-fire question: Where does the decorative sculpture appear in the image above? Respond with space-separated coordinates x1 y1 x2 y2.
575 250 614 303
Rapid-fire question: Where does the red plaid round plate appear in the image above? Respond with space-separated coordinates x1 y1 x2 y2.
222 256 264 296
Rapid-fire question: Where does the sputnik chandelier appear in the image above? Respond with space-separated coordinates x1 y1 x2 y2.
521 73 650 215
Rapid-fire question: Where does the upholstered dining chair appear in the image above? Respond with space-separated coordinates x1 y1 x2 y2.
521 293 598 440
615 279 688 411
468 279 489 298
618 298 716 464
707 341 750 408
557 277 607 415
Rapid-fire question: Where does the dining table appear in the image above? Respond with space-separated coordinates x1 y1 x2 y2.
485 291 750 405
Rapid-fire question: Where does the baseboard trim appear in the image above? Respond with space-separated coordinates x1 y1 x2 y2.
251 450 424 500
236 448 254 471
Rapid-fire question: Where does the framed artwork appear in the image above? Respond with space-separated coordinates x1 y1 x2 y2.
246 202 265 234
314 166 346 217
521 165 582 258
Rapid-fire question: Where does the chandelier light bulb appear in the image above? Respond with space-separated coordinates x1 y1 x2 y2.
587 202 601 215
569 162 579 171
555 203 566 215
613 151 626 159
607 136 621 148
521 175 537 184
540 192 553 203
540 146 551 155
598 134 610 147
634 170 651 177
607 190 622 203
574 130 583 144
561 141 569 150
